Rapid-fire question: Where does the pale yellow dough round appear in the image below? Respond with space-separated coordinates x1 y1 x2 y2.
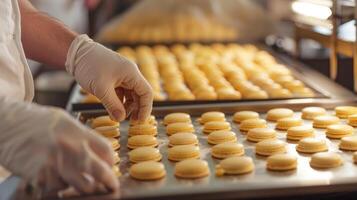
169 132 198 147
310 152 343 169
166 122 194 135
240 119 267 132
130 161 166 180
301 107 326 120
348 114 357 127
339 136 357 151
203 121 231 134
130 115 157 126
129 147 162 163
199 111 226 124
91 115 119 128
216 156 254 176
266 108 294 122
326 124 354 139
335 106 357 119
127 135 158 149
287 125 314 141
211 142 245 159
247 128 276 142
168 145 200 161
267 154 297 171
175 159 210 179
163 113 191 125
255 139 286 156
233 111 259 124
128 124 157 137
276 117 303 131
207 130 237 145
313 115 340 129
296 137 328 153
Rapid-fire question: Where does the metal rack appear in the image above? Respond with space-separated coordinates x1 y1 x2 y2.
294 0 357 91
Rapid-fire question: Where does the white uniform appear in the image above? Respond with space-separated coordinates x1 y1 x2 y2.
0 0 34 101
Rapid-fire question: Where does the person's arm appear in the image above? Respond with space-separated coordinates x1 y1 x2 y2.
19 0 153 122
19 0 77 69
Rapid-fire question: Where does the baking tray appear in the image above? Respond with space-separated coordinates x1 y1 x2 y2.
66 44 357 112
73 100 357 200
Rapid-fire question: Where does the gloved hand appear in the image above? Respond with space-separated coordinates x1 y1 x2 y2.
0 97 119 195
65 34 153 122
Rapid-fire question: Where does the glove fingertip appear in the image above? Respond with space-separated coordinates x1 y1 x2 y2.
111 109 126 122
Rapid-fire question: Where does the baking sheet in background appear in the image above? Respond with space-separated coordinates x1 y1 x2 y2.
77 102 357 200
66 44 356 112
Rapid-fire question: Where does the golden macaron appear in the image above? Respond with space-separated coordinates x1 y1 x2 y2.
215 156 254 176
207 131 237 145
166 122 195 135
301 107 326 120
335 106 357 119
313 115 340 129
266 108 294 122
108 138 120 151
130 115 157 126
168 145 200 161
174 159 210 179
211 142 245 159
339 136 357 151
169 132 198 147
128 124 157 137
91 115 119 128
247 128 276 142
240 118 267 132
276 117 303 131
326 124 354 139
268 88 293 98
266 154 297 171
129 147 162 163
127 135 158 149
163 113 191 125
310 152 343 169
287 125 314 141
296 137 328 153
199 111 226 124
255 139 286 156
130 161 166 180
348 114 357 127
243 90 269 99
94 125 120 138
203 121 231 134
233 111 259 124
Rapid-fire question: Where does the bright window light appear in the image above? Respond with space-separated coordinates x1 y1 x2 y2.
292 0 332 20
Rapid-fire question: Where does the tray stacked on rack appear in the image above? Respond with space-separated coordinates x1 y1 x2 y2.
77 101 357 200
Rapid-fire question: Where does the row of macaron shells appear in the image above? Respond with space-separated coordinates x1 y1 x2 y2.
89 105 357 180
91 114 206 180
201 106 357 174
162 106 357 176
90 116 121 176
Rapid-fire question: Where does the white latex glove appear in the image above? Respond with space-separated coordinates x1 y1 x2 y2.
66 34 153 122
0 97 119 195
